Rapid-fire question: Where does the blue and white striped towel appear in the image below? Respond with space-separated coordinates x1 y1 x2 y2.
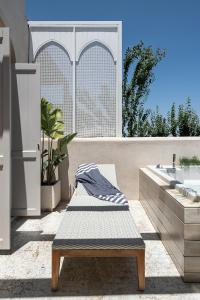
75 163 128 206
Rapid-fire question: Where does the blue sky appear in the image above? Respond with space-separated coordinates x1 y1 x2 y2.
26 0 200 115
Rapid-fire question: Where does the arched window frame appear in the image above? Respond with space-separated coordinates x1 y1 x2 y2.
34 39 72 62
35 40 73 134
29 22 122 137
77 39 116 63
75 40 117 137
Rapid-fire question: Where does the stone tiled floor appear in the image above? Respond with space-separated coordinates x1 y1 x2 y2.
0 200 200 299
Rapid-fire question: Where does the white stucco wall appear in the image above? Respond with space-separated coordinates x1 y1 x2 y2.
0 0 29 62
58 137 200 201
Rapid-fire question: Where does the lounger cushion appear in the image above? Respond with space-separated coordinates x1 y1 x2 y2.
53 210 145 250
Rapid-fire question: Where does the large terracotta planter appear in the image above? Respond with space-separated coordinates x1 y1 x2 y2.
41 180 61 212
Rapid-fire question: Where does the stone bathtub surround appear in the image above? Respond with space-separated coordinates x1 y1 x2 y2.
139 167 200 282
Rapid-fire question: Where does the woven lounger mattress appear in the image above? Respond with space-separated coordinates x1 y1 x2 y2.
53 197 145 250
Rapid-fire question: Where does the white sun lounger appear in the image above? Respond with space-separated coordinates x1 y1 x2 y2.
52 164 145 291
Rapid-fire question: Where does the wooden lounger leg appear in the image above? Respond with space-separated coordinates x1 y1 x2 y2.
136 249 145 290
51 250 61 291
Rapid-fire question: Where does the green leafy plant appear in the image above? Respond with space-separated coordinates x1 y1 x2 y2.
41 98 76 185
122 42 200 137
167 102 177 136
149 106 169 137
178 98 200 136
179 156 200 166
122 41 166 137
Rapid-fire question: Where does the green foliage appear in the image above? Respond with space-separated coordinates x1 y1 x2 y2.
179 156 200 166
123 41 166 137
178 98 200 136
123 95 200 137
167 102 177 136
41 98 77 185
148 99 200 137
122 42 200 137
149 106 169 137
135 106 151 137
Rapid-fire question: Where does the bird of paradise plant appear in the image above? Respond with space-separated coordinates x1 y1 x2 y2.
41 98 76 185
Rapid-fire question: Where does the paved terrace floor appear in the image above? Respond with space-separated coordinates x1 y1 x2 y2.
0 200 200 300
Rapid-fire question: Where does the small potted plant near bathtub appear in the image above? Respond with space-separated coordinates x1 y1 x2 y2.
41 98 76 211
179 156 200 183
179 156 200 167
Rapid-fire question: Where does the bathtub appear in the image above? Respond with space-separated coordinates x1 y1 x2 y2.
148 165 200 202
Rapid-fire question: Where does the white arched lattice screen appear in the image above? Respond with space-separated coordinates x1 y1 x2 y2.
76 42 116 137
35 42 73 134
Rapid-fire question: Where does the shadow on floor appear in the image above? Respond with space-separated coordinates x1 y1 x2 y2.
1 216 56 255
0 230 56 255
0 201 68 255
0 257 200 298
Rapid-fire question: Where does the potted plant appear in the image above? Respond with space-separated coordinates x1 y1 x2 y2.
41 98 76 211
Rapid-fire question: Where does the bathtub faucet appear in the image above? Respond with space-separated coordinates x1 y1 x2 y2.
172 153 176 168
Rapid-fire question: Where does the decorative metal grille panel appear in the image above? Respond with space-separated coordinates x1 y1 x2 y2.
76 42 116 137
35 42 73 134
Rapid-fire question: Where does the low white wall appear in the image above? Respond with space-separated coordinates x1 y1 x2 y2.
58 137 200 201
